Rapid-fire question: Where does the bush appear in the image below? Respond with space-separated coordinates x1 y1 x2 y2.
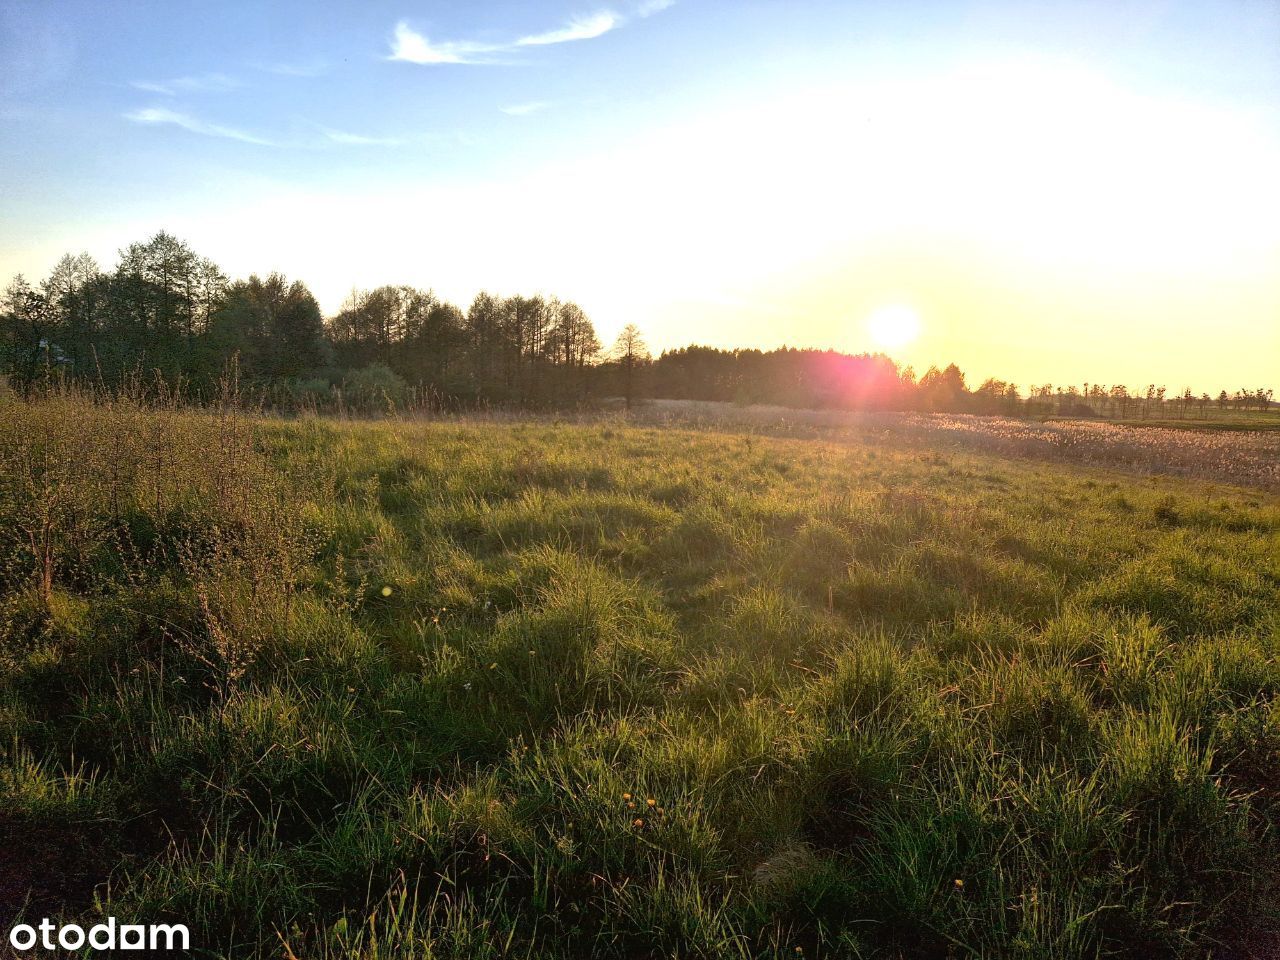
342 363 408 411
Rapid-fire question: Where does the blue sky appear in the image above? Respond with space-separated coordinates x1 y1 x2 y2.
2 0 1278 388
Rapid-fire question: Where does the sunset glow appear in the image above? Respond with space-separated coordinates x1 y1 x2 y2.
1 1 1277 391
866 305 922 352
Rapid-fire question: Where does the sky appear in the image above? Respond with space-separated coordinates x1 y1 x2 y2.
1 0 1277 392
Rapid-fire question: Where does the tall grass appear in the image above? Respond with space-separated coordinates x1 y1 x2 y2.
0 386 1277 957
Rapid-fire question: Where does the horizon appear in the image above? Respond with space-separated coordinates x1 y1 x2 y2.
2 0 1278 395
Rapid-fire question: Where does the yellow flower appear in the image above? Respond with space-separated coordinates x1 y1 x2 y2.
632 818 645 828
954 878 964 889
380 586 393 597
622 792 632 801
646 798 656 808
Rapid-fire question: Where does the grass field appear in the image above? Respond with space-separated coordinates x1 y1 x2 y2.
637 400 1280 493
1 392 1279 958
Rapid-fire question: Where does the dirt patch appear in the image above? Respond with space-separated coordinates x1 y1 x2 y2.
0 814 115 925
1221 932 1280 960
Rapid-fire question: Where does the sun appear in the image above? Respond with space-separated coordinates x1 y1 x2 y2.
865 304 922 351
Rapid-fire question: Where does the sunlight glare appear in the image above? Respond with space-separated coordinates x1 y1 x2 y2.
866 304 921 351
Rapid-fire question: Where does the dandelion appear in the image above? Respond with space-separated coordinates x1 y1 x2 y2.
380 585 393 597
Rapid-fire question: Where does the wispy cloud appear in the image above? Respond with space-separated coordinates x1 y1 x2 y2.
500 100 552 116
636 0 676 17
258 60 329 78
317 125 404 146
124 107 273 146
515 12 618 47
125 109 408 149
389 5 670 66
388 22 502 65
130 72 242 96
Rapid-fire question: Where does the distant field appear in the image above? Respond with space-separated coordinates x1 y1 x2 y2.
637 399 1280 492
1 393 1279 958
1106 416 1280 433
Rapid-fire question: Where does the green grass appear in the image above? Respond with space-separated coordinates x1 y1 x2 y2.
1 393 1279 958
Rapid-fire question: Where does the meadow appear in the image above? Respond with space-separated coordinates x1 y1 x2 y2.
1 390 1278 958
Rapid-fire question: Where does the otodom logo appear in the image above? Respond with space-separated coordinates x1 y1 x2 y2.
8 918 190 952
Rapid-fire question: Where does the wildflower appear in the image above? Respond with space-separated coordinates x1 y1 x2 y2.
622 792 632 801
528 649 536 656
489 662 497 670
646 798 656 808
381 586 393 597
632 818 645 828
954 878 964 889
463 682 472 691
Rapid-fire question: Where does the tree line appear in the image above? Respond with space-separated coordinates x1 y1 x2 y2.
648 351 1273 417
1 232 1272 418
0 232 622 409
